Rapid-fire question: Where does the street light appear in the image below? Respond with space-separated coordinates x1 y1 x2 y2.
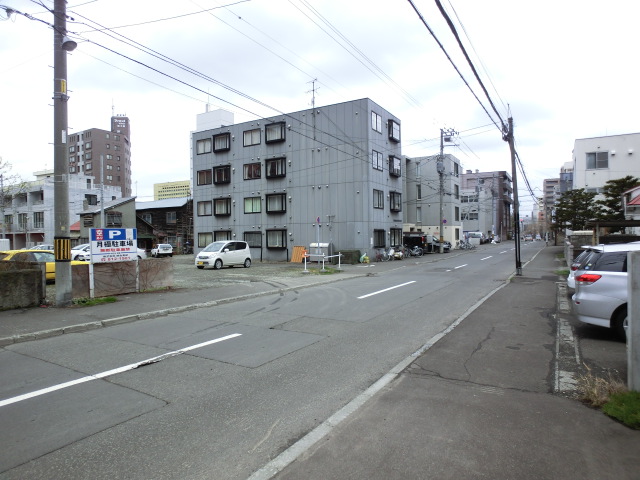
53 0 75 306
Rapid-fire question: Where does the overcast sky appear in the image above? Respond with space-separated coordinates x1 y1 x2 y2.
1 0 638 213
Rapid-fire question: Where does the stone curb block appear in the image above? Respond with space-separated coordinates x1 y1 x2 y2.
64 322 103 333
34 328 64 340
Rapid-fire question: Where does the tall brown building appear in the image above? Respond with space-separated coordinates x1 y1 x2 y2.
67 115 132 197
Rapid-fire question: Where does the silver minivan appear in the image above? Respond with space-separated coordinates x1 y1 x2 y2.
195 241 252 270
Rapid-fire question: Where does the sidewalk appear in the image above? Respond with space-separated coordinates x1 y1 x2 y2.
255 246 639 480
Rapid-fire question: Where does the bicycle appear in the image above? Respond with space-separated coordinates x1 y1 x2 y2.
404 244 423 257
375 248 393 262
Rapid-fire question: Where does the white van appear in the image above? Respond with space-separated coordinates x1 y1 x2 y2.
467 231 484 245
195 241 252 270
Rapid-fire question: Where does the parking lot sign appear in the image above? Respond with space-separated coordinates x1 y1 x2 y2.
90 228 138 262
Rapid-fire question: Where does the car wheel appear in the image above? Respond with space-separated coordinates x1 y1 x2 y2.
214 259 223 270
612 306 627 341
243 258 251 268
197 266 204 270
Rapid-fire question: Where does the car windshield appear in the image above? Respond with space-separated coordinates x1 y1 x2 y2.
202 241 227 253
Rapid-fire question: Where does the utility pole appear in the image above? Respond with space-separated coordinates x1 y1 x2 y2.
438 128 456 253
53 0 76 306
504 117 522 275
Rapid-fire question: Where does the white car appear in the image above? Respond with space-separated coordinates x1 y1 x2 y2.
32 244 55 251
151 244 173 258
195 241 251 270
71 243 90 261
572 243 640 339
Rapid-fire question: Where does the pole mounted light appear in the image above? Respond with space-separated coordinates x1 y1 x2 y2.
53 0 75 306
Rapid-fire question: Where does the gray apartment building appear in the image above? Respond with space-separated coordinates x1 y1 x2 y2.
191 98 403 261
460 170 513 240
67 115 132 197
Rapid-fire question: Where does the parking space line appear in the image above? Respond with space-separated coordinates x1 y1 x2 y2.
0 333 242 408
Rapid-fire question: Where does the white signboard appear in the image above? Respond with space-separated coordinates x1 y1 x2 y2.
90 228 138 263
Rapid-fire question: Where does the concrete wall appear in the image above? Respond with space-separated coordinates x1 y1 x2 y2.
0 269 45 310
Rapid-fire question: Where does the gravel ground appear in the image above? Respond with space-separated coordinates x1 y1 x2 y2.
46 255 326 302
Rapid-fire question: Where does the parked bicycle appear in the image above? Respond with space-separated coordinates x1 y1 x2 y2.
457 240 476 250
404 244 423 257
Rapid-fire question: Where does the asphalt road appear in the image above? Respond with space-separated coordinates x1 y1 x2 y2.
1 243 565 479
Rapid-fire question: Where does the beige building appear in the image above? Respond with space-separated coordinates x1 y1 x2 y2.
154 180 191 200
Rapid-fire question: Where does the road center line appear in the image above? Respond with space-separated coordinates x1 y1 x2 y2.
357 281 416 299
481 256 493 261
454 264 467 269
0 333 242 408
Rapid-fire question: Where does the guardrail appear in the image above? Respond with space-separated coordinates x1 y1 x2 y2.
302 252 343 273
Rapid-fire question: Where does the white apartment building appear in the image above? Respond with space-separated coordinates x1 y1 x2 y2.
573 132 640 194
0 170 121 249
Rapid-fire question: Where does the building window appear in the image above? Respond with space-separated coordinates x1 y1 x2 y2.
106 154 113 160
372 150 383 171
265 122 286 143
388 120 400 142
114 145 120 151
371 111 382 133
197 169 213 185
390 192 402 212
390 228 402 247
85 194 98 206
244 197 261 213
69 167 76 173
198 232 213 248
106 175 113 181
243 128 261 146
85 152 92 160
586 151 608 169
106 144 110 149
244 231 262 247
213 165 231 184
69 146 76 153
197 201 212 216
85 141 92 150
266 193 286 213
243 162 261 180
417 184 422 200
83 214 93 227
106 211 122 227
266 229 286 248
373 189 384 209
85 162 92 171
4 215 12 226
373 229 385 248
453 163 459 176
389 156 401 177
266 157 286 178
196 138 212 154
213 133 231 152
454 184 459 199
33 211 44 229
141 213 152 223
416 207 422 223
214 231 231 241
106 164 113 170
166 211 177 224
455 206 460 221
214 198 231 216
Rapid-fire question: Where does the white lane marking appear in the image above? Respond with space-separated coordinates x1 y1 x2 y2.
481 256 492 261
357 281 416 299
0 333 242 408
454 264 467 269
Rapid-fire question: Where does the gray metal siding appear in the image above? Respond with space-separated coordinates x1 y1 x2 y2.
192 98 402 260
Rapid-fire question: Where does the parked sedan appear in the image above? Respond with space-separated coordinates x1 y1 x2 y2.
0 249 87 282
572 243 640 339
151 244 173 258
